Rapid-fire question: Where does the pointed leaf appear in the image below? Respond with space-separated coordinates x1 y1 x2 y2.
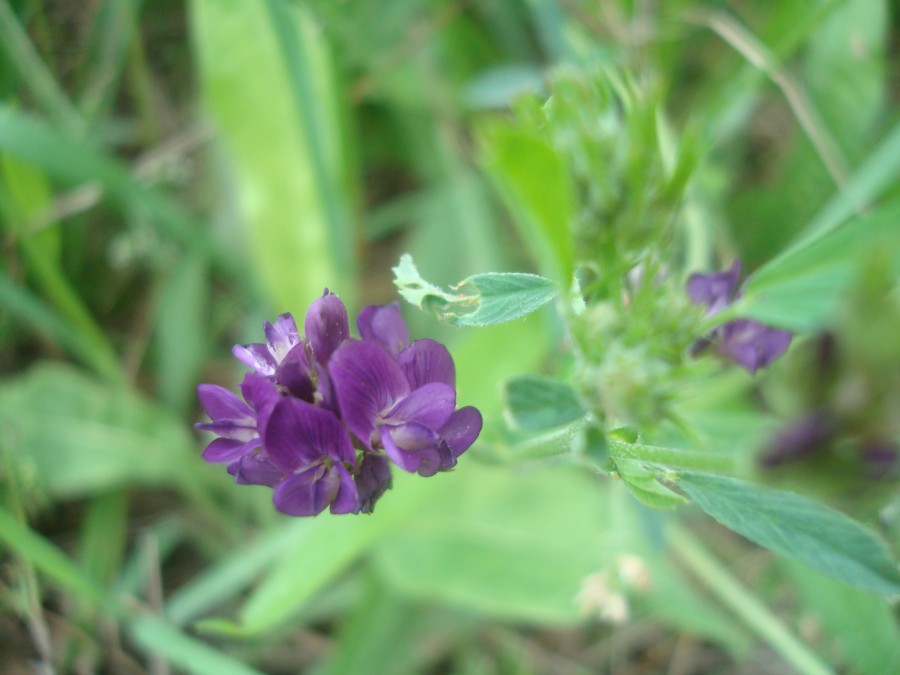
393 254 557 327
678 472 900 596
0 363 194 498
503 374 585 430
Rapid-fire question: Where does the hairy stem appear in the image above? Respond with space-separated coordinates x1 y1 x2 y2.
669 523 833 675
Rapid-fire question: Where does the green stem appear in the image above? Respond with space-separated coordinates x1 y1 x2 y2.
608 439 734 472
669 523 833 675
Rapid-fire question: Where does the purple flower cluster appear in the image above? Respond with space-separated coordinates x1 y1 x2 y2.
196 292 482 516
686 261 792 373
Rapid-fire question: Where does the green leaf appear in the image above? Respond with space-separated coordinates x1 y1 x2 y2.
503 374 585 430
677 472 900 596
0 107 221 270
0 274 116 379
640 552 751 657
738 199 900 331
781 558 900 673
0 363 195 499
756 118 900 275
481 125 574 283
165 518 309 627
460 272 558 326
240 516 393 635
191 0 354 313
0 507 113 611
804 0 887 161
128 615 264 675
235 515 385 635
372 463 619 624
494 419 587 463
615 459 686 510
203 478 424 637
393 253 557 326
78 490 128 587
453 312 551 419
0 154 121 381
318 576 432 675
0 2 84 136
77 0 137 124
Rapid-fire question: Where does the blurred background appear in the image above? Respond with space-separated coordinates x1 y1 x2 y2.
0 1 897 673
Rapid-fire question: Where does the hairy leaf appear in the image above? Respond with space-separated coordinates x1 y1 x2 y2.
679 472 900 596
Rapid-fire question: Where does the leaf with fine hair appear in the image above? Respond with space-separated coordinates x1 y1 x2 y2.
678 472 900 596
393 254 557 327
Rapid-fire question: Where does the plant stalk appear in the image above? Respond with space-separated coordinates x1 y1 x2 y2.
669 523 833 675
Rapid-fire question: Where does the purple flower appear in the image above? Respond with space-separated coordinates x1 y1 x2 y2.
265 397 358 516
686 260 742 315
355 454 393 514
329 336 481 478
232 313 302 377
196 290 482 516
305 291 350 365
196 373 279 464
687 261 792 373
759 411 835 467
357 303 409 356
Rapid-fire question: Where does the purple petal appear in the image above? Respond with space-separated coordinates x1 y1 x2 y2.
686 261 741 314
264 397 356 472
240 373 281 439
382 422 440 473
305 292 350 365
381 440 419 472
228 452 284 486
384 382 455 429
354 454 393 514
720 320 792 373
195 420 257 441
329 341 410 448
273 464 337 516
415 444 456 477
397 339 455 388
329 464 359 514
232 343 277 376
760 411 834 467
439 406 483 459
411 406 483 477
197 384 253 421
202 436 260 463
275 344 317 402
240 373 280 412
386 421 440 450
264 313 302 363
357 303 409 356
315 365 338 413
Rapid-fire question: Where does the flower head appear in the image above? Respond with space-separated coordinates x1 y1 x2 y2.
686 260 741 315
687 261 792 373
197 290 482 515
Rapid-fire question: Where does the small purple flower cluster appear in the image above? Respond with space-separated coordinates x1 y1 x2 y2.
686 261 792 373
757 333 899 476
196 292 482 516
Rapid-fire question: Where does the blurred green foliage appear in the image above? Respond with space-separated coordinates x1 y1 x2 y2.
0 0 897 673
